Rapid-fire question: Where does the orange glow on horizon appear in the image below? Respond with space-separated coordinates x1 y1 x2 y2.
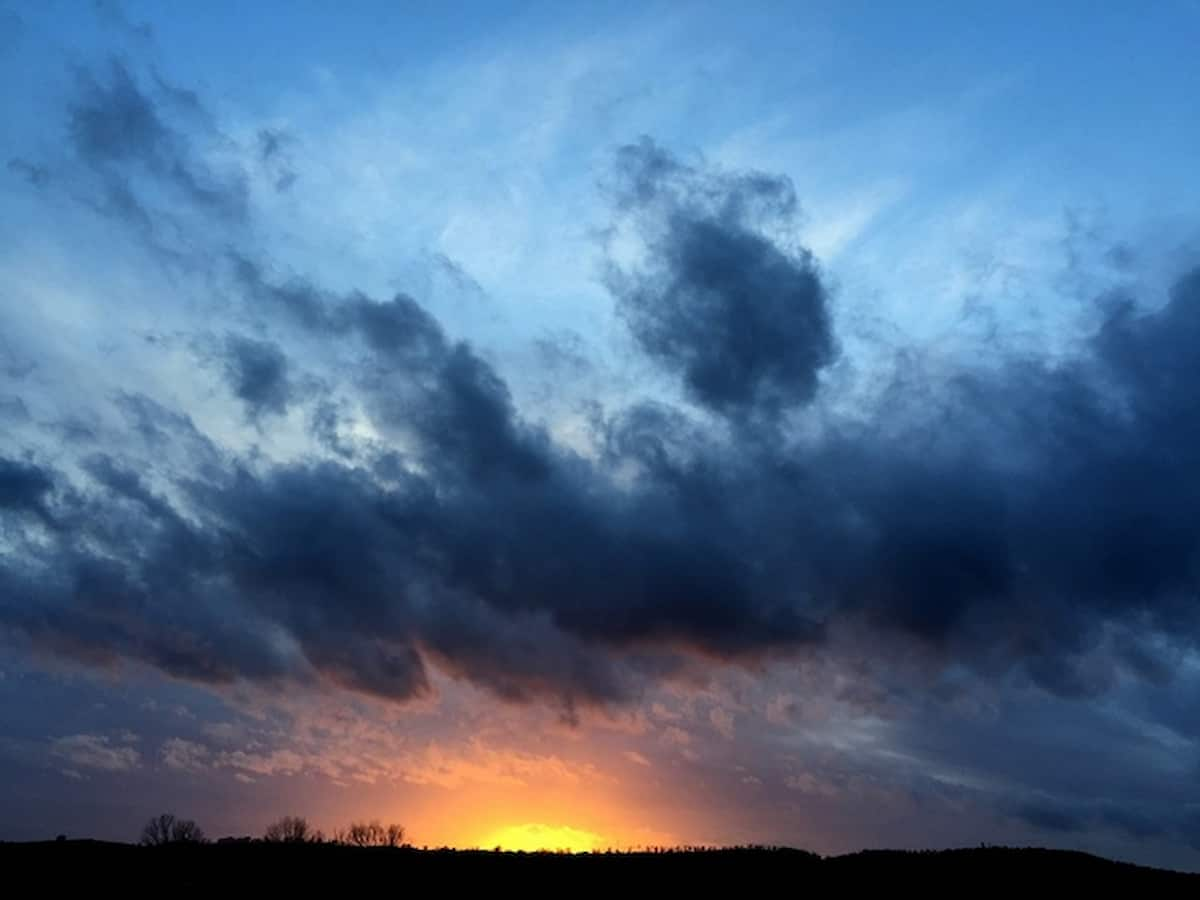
479 822 605 853
250 682 696 854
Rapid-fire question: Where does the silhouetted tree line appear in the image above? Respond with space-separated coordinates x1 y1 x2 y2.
137 815 816 856
136 814 795 854
138 814 406 848
116 818 1196 889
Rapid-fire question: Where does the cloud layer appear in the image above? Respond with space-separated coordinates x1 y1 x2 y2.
2 56 1200 729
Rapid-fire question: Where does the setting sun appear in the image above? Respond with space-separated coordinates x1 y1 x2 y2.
481 823 604 853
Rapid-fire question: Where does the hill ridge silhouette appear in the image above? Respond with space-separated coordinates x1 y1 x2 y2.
3 840 1195 889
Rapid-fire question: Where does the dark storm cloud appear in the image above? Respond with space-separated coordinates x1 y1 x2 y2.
219 334 293 421
206 258 825 695
607 138 836 421
0 458 55 521
231 255 446 361
766 267 1200 696
602 155 1200 700
232 256 552 482
0 450 296 687
67 59 247 223
0 441 626 705
5 97 1200 722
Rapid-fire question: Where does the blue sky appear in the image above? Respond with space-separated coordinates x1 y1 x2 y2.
3 0 1200 869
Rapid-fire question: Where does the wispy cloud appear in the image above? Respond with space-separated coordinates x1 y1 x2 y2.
50 734 141 774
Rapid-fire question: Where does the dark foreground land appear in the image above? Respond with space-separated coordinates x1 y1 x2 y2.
1 841 1195 891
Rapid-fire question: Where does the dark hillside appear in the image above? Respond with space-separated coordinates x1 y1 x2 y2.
1 841 1193 891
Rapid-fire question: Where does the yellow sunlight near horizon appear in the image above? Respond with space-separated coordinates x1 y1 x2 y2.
480 823 605 853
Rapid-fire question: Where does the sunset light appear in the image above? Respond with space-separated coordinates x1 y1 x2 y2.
480 823 604 853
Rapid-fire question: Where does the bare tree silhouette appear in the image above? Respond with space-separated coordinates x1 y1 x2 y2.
263 815 320 843
171 819 207 843
340 820 406 847
140 813 207 845
141 813 175 846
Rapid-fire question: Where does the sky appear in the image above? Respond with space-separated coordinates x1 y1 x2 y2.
2 0 1200 869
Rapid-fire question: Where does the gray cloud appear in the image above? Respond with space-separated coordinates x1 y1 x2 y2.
50 733 141 773
219 334 293 421
67 59 247 224
607 138 835 421
4 69 1200 736
0 457 56 528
